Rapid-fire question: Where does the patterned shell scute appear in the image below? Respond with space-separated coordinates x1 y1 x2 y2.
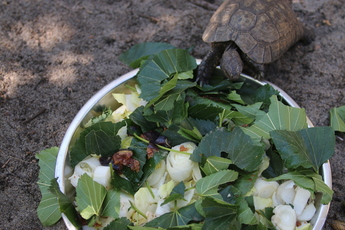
202 0 305 64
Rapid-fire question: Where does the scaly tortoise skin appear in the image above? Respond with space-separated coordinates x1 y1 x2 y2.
197 0 312 84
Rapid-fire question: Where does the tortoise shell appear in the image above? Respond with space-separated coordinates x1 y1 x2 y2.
202 0 305 64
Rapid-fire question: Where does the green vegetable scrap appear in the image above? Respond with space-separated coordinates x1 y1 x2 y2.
36 42 336 230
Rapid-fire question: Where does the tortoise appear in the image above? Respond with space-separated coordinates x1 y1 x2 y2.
197 0 313 84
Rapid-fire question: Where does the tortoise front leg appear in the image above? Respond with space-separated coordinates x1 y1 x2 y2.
196 42 229 85
220 44 244 80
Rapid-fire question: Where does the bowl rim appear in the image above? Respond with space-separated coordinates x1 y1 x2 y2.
55 65 332 230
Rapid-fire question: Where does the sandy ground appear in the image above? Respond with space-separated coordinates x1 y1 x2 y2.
0 0 344 229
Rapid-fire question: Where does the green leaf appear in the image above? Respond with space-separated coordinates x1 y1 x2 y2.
153 80 196 111
188 103 223 121
270 127 335 172
312 174 334 204
36 147 61 226
191 127 265 172
70 121 125 167
101 189 121 218
85 129 120 156
130 106 158 133
162 181 186 206
237 83 279 107
137 49 197 101
167 223 203 230
75 174 107 220
227 91 245 104
237 198 257 225
232 102 263 120
111 168 135 195
145 95 189 127
201 156 232 176
177 118 216 143
242 95 308 141
49 179 81 228
261 148 284 179
119 42 176 68
176 70 194 79
201 197 238 230
330 105 345 132
144 203 204 228
104 217 132 230
219 185 243 205
147 74 179 108
233 172 258 196
196 170 238 199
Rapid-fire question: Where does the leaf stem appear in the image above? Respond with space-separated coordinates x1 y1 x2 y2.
133 133 191 155
145 181 155 199
129 200 147 219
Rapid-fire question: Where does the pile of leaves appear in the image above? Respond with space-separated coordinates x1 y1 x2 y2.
36 42 341 230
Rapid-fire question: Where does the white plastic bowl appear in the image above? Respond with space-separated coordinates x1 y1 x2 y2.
55 65 332 230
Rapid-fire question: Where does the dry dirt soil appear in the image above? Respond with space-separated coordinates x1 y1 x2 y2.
0 0 344 229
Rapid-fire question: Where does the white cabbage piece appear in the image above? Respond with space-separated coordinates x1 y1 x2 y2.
155 198 173 216
69 156 101 187
253 196 273 210
111 84 147 122
92 166 112 190
131 187 158 225
293 186 312 216
271 205 297 230
117 126 128 141
111 105 128 122
119 192 134 218
272 191 285 206
157 180 175 200
166 142 197 182
252 177 279 210
155 180 175 215
192 163 202 182
254 177 279 199
297 203 316 222
146 160 167 188
276 180 296 205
